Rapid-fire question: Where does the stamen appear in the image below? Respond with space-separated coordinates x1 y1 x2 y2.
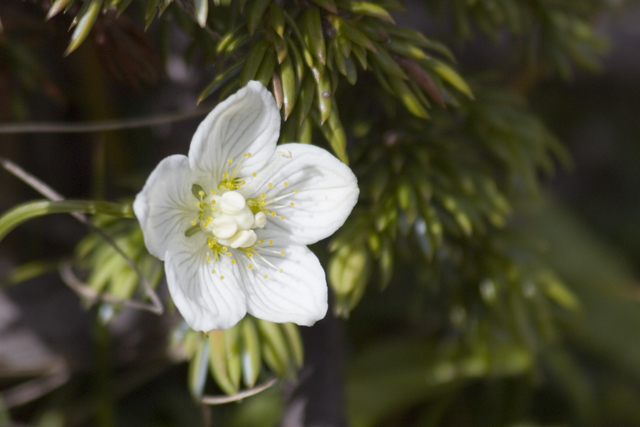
206 257 211 263
264 275 268 279
280 215 284 220
253 173 257 177
284 182 289 187
248 264 253 269
221 276 224 279
280 251 285 255
269 240 273 245
290 202 294 207
268 183 273 188
211 269 216 274
227 158 233 164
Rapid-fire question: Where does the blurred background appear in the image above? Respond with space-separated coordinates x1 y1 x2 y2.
2 0 640 426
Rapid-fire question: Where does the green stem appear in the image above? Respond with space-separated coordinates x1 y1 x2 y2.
0 200 134 242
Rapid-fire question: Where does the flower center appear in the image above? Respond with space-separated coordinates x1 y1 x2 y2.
185 151 299 279
189 187 266 251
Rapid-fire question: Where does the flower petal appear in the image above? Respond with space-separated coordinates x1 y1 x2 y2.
188 81 280 182
165 234 247 331
240 229 327 325
133 155 197 260
258 143 359 245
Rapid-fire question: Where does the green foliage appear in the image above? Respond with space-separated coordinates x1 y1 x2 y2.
175 316 303 398
424 0 609 78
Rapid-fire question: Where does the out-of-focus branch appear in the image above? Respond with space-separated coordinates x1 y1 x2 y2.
201 378 279 405
0 104 214 135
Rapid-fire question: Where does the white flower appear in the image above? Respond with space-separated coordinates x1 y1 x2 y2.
133 81 359 331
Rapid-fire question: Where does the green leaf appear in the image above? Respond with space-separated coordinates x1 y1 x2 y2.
254 47 277 87
188 338 209 400
316 72 332 124
295 117 312 144
312 0 337 14
301 8 326 65
281 323 304 368
388 75 430 119
240 39 270 86
297 72 316 125
193 0 208 28
329 17 377 53
423 58 473 99
280 56 297 119
257 319 294 378
268 3 285 37
240 318 262 388
208 330 239 395
247 0 272 35
198 62 244 104
343 1 394 23
368 41 407 79
344 56 357 84
65 0 102 56
285 35 306 82
47 0 73 20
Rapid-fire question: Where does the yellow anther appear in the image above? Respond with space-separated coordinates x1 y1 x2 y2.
294 189 299 193
259 239 264 243
220 276 224 279
269 240 273 245
206 257 211 263
290 202 294 207
263 275 268 279
190 220 197 226
247 153 252 157
222 246 228 251
227 252 232 256
284 182 289 187
268 183 273 188
248 253 253 258
210 189 216 194
248 264 253 269
195 202 201 207
223 173 228 179
211 200 216 204
231 259 236 264
253 173 257 177
198 190 205 197
211 269 216 274
280 251 285 255
261 193 266 198
271 212 276 217
227 158 233 164
242 180 246 185
280 215 284 220
279 269 283 273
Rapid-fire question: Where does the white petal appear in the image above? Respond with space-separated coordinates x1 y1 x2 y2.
188 81 280 181
260 143 359 245
165 235 247 331
240 229 327 326
133 155 197 261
